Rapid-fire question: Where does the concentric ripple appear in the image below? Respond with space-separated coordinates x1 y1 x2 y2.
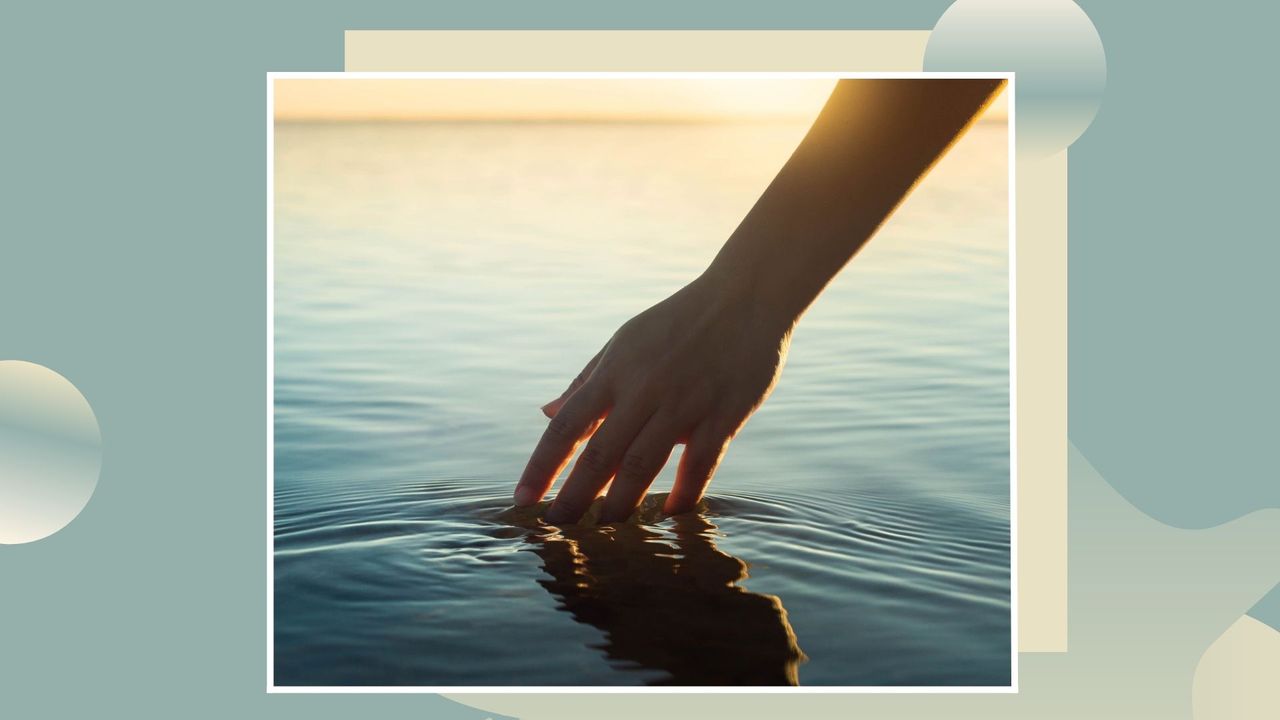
274 476 1008 686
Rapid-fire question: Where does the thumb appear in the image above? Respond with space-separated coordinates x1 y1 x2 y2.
541 348 603 418
539 396 565 419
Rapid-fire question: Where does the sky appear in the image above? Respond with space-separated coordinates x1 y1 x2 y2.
273 78 1009 122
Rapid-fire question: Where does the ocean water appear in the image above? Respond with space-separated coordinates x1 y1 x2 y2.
272 120 1010 687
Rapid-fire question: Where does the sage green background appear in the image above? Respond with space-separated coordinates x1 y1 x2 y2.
1 1 1275 718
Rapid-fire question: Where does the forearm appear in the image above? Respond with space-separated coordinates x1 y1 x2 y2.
702 78 1006 324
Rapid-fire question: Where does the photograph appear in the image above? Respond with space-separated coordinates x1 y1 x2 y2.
269 73 1013 689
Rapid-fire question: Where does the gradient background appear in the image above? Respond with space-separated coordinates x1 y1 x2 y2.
1 1 1276 718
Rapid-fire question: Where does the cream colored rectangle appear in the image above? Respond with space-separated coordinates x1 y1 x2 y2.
345 30 929 72
1016 151 1069 651
342 30 1067 653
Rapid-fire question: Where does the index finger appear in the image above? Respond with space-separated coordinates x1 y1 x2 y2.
513 384 608 507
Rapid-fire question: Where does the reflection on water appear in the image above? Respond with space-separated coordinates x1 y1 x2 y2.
273 120 1011 686
503 494 805 685
273 475 1008 686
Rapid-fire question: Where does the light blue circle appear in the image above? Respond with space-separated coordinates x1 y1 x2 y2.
0 360 101 544
925 0 1106 156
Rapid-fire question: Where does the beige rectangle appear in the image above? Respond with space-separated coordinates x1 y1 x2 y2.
1016 151 1069 651
343 30 1067 653
345 30 929 72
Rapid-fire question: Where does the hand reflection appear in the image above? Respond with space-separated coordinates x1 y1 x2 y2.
501 493 805 685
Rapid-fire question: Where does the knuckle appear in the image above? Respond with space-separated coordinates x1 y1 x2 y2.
546 414 578 441
572 366 596 387
577 445 612 475
619 452 651 479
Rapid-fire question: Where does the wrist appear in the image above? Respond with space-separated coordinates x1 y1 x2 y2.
696 252 807 338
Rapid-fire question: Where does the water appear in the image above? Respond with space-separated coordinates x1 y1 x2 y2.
272 120 1010 687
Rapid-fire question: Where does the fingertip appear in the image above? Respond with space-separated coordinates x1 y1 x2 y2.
600 505 633 524
598 495 625 523
600 482 643 524
543 503 572 525
513 486 540 507
662 493 695 516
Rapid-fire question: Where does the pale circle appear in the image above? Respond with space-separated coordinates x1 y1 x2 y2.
0 360 102 544
1193 615 1280 719
925 0 1107 156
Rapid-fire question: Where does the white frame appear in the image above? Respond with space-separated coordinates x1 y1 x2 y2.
266 70 1017 694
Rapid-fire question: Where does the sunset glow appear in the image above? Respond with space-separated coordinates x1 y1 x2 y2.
274 78 1008 122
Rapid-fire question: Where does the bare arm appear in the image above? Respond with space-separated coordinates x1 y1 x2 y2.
708 78 1006 323
515 78 1006 524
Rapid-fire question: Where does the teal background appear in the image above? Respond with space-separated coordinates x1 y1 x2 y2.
1 1 1275 718
1069 1 1279 531
1250 583 1280 630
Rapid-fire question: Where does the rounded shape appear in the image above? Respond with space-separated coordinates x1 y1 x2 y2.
0 360 102 544
1193 615 1280 719
925 0 1107 156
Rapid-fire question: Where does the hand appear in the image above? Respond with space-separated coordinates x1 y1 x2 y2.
514 271 794 524
510 81 1006 524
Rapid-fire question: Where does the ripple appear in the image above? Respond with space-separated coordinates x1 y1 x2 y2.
273 475 1008 686
273 121 1010 686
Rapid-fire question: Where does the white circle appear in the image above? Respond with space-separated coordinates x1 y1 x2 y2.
925 0 1107 156
0 360 102 544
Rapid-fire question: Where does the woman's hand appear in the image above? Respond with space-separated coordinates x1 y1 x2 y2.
512 79 1006 524
513 271 794 523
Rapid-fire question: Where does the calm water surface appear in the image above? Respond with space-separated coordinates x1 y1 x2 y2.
273 120 1010 686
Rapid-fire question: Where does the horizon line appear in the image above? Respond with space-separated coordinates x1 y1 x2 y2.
273 115 1009 126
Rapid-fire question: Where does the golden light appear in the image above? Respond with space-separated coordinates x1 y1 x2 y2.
274 78 1007 123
